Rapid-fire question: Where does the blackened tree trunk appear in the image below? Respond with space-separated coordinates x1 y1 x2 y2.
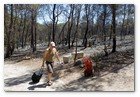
34 14 37 51
83 4 90 48
111 4 117 53
30 6 38 53
21 11 27 48
71 5 82 47
103 5 108 56
67 4 74 49
58 21 68 44
31 9 36 52
52 4 56 42
13 6 18 49
17 13 23 48
67 20 73 49
5 4 14 58
121 4 126 40
24 23 29 46
74 5 81 63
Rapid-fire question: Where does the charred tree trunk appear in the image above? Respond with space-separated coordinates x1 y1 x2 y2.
17 13 23 48
121 4 126 40
74 5 81 63
31 9 36 52
21 11 27 48
71 30 76 47
67 4 74 49
83 5 90 48
103 5 108 56
34 15 37 51
52 4 56 42
5 4 14 58
58 20 68 45
111 5 117 53
67 20 73 49
24 23 29 46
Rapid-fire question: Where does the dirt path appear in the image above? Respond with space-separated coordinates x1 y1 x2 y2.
4 35 134 91
4 59 134 91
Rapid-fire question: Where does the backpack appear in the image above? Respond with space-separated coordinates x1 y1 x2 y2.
82 57 93 77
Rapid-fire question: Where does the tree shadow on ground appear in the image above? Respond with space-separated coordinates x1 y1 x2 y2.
4 48 134 91
52 49 134 91
27 82 48 90
54 76 104 91
93 48 134 75
4 48 68 63
4 70 50 90
4 74 32 87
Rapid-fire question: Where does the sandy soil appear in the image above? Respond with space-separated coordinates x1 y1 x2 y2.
4 60 134 91
4 35 134 91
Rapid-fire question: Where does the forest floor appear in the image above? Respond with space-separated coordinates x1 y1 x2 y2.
4 35 135 91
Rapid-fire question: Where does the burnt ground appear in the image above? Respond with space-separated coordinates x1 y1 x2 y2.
4 35 134 91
